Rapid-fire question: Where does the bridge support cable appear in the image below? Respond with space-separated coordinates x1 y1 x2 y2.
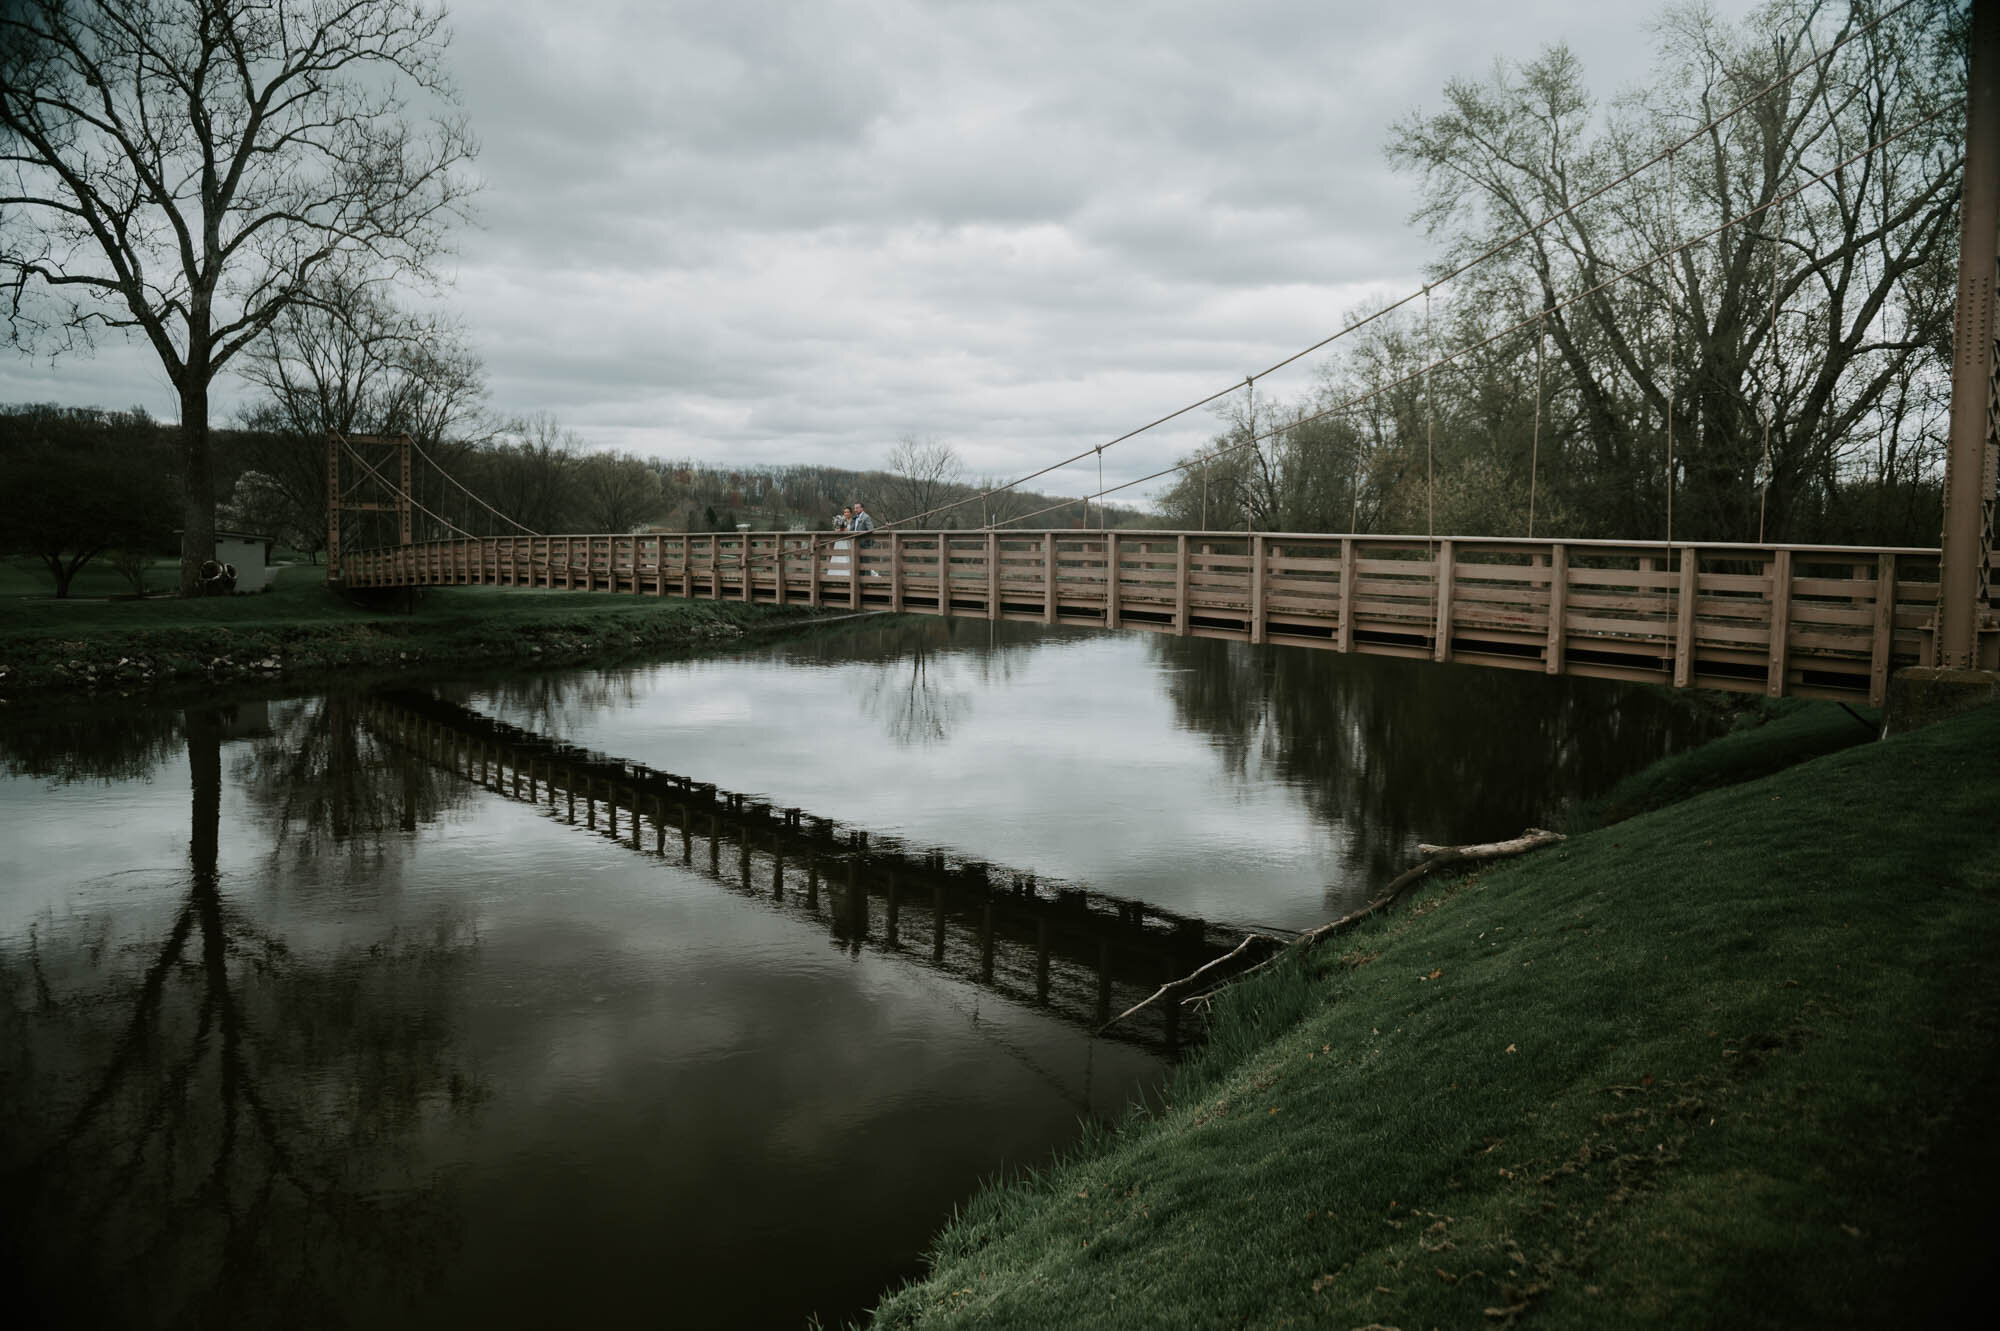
331 434 561 580
408 438 540 538
856 0 1929 538
987 100 1962 538
426 83 1954 602
329 433 589 584
1940 0 2000 670
1759 197 1783 546
355 7 1956 600
1423 285 1435 554
1664 146 1678 547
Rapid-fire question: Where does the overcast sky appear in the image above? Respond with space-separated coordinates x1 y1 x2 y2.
0 0 1764 505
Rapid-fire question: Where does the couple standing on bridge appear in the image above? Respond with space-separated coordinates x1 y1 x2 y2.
827 501 878 579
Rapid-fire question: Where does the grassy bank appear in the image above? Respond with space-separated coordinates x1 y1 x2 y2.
0 565 816 698
869 702 2000 1329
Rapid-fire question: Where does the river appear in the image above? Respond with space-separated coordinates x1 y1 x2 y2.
0 617 1721 1329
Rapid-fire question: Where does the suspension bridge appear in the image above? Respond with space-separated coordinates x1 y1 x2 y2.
327 0 1999 708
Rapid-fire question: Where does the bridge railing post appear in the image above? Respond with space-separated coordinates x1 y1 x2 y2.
890 532 904 612
325 435 341 582
1545 544 1568 675
1431 539 1454 661
1766 548 1793 696
397 436 412 547
1042 532 1055 624
1247 533 1265 644
1175 533 1190 635
940 534 954 619
988 530 1001 620
1673 546 1700 688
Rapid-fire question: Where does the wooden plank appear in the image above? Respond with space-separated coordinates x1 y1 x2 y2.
1792 575 1885 597
1263 553 1348 574
1673 546 1698 687
988 531 1001 620
1432 539 1454 662
1766 548 1792 697
1352 555 1440 577
1781 603 1878 629
1869 553 1897 707
1546 544 1568 674
1562 613 1677 640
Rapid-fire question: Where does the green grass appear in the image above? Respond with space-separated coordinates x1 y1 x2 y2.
0 564 816 694
1565 696 1881 832
0 554 178 598
868 704 2000 1330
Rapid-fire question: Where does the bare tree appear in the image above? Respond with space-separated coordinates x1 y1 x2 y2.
882 434 966 526
236 275 488 550
1386 0 1962 541
976 476 1040 527
0 0 479 594
576 451 664 532
0 406 173 595
470 413 582 533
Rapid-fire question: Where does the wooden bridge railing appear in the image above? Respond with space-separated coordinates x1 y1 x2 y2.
337 530 1963 705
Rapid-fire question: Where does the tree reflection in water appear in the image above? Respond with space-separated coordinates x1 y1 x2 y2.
847 618 1038 748
0 700 184 785
0 706 484 1330
233 694 469 867
856 640 971 747
1151 636 1723 905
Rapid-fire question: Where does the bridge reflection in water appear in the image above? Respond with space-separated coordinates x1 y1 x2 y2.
362 690 1235 1053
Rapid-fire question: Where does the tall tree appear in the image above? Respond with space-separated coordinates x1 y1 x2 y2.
1385 0 1962 542
882 434 966 525
235 274 488 554
0 0 478 594
0 406 173 595
575 451 663 532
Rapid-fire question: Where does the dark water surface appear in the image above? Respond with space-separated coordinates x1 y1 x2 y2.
0 619 1720 1329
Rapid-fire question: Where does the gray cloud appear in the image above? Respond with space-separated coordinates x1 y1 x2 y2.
3 0 1764 504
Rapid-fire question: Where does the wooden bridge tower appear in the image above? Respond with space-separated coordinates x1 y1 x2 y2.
325 434 413 584
1940 0 2000 670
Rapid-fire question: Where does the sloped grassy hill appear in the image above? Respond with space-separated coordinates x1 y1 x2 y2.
871 703 2000 1329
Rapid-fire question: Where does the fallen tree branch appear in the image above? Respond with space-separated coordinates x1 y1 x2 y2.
1094 932 1283 1034
1174 827 1568 1010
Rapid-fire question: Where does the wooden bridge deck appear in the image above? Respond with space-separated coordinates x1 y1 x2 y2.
336 530 1965 705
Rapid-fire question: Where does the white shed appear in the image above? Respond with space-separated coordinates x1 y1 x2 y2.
214 529 278 592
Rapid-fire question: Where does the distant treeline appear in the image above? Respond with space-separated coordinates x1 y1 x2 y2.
0 403 1149 594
